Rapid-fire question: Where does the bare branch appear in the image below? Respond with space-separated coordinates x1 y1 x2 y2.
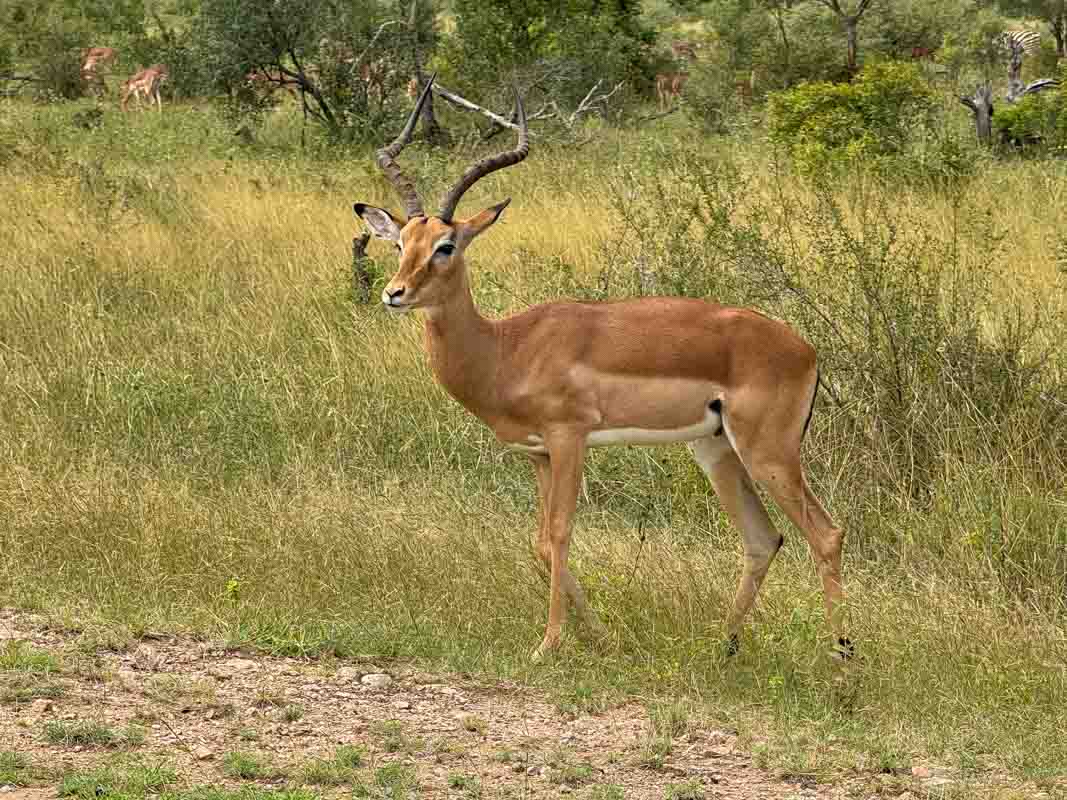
958 95 978 112
568 81 625 127
431 83 530 133
352 20 401 70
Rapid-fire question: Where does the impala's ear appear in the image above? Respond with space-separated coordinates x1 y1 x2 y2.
353 203 403 242
457 199 510 247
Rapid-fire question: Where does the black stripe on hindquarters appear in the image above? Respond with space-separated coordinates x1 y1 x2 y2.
801 368 819 441
709 398 724 437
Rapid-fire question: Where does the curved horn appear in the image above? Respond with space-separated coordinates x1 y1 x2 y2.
376 72 436 219
438 87 529 223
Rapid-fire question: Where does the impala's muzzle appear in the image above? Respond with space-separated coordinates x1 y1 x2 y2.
382 284 411 311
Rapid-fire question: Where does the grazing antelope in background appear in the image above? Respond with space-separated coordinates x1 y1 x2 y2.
656 39 698 111
80 46 117 96
121 64 169 112
354 76 850 662
656 71 689 111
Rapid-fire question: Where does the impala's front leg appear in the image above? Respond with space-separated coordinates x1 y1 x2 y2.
532 431 587 661
531 452 606 657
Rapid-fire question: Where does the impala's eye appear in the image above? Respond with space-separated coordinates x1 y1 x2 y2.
436 243 455 257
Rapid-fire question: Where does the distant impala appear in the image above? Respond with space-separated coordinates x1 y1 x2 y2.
355 76 850 661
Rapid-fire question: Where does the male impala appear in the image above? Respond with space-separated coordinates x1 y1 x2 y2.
354 77 849 661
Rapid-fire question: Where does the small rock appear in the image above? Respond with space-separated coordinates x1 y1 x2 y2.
361 673 393 689
337 666 363 682
925 777 953 788
394 700 412 710
526 766 541 777
31 699 54 713
910 766 931 779
1 785 16 793
193 745 214 761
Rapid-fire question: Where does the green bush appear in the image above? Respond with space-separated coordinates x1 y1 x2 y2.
768 61 936 173
994 81 1067 151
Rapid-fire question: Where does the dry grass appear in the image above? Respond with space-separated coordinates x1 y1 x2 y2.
0 99 1065 791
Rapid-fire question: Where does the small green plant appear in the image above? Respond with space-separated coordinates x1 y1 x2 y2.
546 749 596 787
648 699 692 739
222 750 274 779
635 736 672 771
335 744 365 767
237 727 259 741
0 673 65 703
664 780 704 800
299 759 347 786
447 772 480 793
59 762 178 799
44 719 118 747
587 786 625 800
0 751 30 785
374 763 417 798
371 719 407 752
298 743 366 784
281 704 304 722
459 714 487 735
0 641 58 673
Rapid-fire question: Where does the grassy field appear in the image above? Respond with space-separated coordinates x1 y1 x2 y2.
1 97 1066 795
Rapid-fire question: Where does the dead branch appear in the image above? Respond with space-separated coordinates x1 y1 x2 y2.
567 80 624 127
431 84 530 133
352 233 373 303
352 20 401 70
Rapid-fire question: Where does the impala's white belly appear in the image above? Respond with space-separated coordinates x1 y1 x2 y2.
507 403 723 455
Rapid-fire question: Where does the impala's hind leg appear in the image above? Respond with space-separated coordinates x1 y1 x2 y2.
719 383 850 658
690 435 784 654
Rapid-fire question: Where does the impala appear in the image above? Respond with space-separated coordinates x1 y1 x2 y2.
121 64 169 113
354 76 850 661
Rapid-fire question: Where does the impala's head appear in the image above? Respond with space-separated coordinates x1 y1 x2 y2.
353 74 529 313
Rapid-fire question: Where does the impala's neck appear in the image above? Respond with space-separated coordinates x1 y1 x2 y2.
421 273 499 418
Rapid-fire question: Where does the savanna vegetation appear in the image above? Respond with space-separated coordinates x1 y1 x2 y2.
1 0 1066 797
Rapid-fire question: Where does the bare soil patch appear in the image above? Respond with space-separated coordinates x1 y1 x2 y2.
0 609 930 799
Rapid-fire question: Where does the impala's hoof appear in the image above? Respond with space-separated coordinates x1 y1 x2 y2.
833 636 855 661
531 637 561 664
725 633 740 657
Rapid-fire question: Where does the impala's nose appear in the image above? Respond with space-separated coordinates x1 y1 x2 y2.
382 285 406 306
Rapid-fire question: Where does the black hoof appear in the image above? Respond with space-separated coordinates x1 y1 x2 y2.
725 633 740 657
835 636 855 660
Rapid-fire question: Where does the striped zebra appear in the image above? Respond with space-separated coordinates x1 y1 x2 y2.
999 29 1042 59
998 29 1061 103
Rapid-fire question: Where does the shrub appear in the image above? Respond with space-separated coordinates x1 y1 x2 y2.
768 61 935 173
994 83 1067 151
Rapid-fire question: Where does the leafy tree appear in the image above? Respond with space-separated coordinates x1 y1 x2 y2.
195 0 422 139
442 0 655 107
